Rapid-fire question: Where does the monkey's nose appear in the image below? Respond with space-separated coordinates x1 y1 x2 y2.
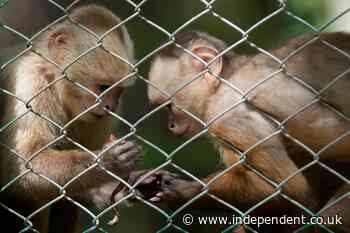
105 104 113 111
169 122 175 129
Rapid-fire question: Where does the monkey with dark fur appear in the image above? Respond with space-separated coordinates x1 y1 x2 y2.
140 31 350 232
0 5 156 233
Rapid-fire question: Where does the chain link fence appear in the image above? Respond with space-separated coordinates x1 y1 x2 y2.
0 0 349 233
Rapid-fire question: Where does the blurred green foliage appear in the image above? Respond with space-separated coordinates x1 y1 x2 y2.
0 0 8 8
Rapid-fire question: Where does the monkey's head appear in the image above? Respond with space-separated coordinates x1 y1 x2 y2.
148 31 229 138
34 5 135 122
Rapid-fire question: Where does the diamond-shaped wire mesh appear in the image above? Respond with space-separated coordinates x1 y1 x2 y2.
0 1 349 233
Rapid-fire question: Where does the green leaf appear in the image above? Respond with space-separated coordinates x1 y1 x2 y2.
0 0 8 7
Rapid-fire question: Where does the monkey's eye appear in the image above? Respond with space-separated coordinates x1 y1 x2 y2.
166 103 172 111
98 85 111 93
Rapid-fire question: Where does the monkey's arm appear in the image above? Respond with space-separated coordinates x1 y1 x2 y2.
157 148 303 210
201 148 281 206
154 111 312 210
20 141 138 200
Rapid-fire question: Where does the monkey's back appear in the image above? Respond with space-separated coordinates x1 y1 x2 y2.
273 32 350 117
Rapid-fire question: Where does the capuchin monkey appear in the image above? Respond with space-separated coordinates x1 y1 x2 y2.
0 5 145 233
145 31 350 232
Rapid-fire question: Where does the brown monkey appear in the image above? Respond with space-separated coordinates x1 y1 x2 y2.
146 31 350 231
0 5 140 233
318 184 350 233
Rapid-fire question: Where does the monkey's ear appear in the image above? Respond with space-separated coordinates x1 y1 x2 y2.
47 29 70 64
191 46 223 88
48 29 69 49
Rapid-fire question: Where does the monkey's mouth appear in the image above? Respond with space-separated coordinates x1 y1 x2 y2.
90 106 116 119
91 109 110 119
92 113 106 118
169 122 190 137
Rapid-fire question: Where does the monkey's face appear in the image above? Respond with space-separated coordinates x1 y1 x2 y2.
59 79 125 122
149 41 225 138
61 68 130 122
46 25 134 123
165 103 204 138
148 56 207 138
59 53 131 122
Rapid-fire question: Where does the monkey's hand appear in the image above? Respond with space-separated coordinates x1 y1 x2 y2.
85 181 122 210
129 170 202 203
100 134 141 178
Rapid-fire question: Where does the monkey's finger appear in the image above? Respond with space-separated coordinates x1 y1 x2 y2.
158 174 182 188
132 189 164 203
154 170 181 179
148 192 164 202
128 188 146 201
118 147 140 162
158 188 178 201
156 192 164 197
103 140 127 150
110 141 137 156
128 170 149 184
109 133 118 142
149 196 162 202
142 175 157 184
